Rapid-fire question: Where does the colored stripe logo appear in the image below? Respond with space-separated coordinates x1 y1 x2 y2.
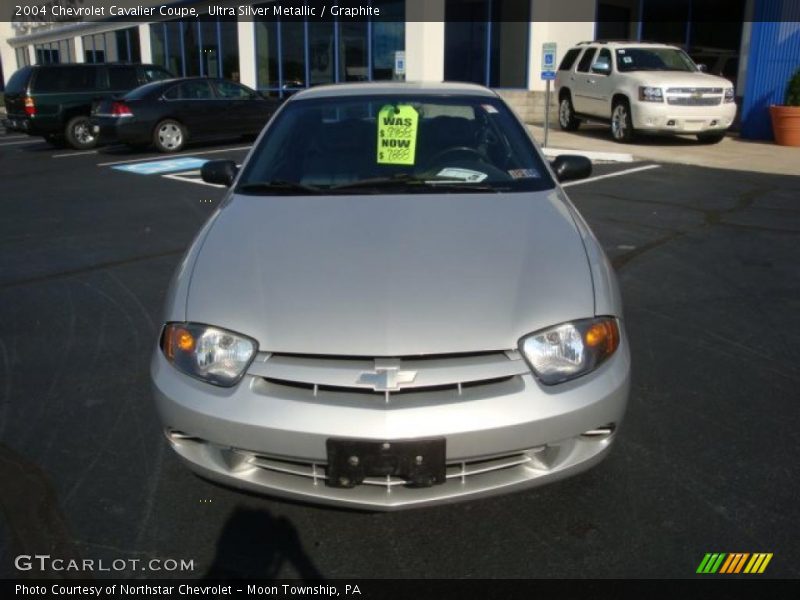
697 553 773 574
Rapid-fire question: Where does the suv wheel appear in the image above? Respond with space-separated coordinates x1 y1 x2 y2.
558 95 581 131
65 116 97 150
611 99 635 143
696 132 726 144
153 119 186 153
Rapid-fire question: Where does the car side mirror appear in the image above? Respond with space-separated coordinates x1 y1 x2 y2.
551 155 592 182
201 160 238 187
591 62 611 75
696 63 708 72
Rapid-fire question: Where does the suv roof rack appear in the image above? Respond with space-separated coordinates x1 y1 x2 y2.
576 39 668 46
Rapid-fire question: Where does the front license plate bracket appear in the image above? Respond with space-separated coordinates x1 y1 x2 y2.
326 438 446 489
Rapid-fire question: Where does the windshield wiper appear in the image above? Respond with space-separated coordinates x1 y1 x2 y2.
329 173 421 191
330 174 498 193
237 180 322 195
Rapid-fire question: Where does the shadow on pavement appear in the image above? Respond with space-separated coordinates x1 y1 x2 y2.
0 444 84 579
205 507 324 580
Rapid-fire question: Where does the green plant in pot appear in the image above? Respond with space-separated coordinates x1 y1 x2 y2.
770 68 800 146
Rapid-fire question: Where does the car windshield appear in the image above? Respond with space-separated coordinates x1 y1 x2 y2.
124 80 168 100
236 93 554 194
5 67 32 95
615 48 698 72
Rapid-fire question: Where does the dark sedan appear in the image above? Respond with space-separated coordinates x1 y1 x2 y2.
90 77 281 152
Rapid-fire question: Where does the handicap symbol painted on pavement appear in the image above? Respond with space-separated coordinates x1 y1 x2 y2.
112 157 209 175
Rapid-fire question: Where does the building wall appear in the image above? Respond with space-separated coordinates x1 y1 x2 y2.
740 1 800 139
0 21 18 87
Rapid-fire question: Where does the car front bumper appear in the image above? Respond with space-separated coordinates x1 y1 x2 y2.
151 337 630 510
632 100 737 133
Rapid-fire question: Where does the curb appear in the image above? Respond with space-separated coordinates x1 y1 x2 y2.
542 147 635 163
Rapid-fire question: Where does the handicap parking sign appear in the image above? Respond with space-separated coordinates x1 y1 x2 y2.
113 157 209 175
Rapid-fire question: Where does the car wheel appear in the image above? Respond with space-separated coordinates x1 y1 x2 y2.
64 116 97 150
558 95 581 131
45 134 68 148
611 99 635 143
153 120 186 153
696 132 726 144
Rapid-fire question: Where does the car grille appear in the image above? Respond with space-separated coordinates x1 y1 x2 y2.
666 87 724 94
667 96 722 106
248 350 529 404
665 87 723 106
237 447 554 489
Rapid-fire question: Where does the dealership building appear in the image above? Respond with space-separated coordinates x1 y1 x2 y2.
1 0 798 140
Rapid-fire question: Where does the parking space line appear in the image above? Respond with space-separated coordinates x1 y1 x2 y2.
97 145 251 167
52 150 98 158
561 164 661 187
0 139 42 146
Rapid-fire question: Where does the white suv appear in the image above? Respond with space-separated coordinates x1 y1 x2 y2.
555 41 737 144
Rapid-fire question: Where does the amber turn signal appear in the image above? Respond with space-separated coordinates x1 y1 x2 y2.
163 325 195 359
584 319 620 356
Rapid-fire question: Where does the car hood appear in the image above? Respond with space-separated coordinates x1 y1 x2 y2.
186 190 595 356
629 71 732 88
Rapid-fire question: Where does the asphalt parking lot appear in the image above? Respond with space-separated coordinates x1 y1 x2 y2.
1 130 798 579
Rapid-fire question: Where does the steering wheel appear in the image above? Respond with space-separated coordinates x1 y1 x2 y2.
423 146 487 170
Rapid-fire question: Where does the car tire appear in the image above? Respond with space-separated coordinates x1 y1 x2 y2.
153 119 186 153
64 116 97 150
610 99 636 143
696 132 726 144
558 94 581 131
44 134 68 148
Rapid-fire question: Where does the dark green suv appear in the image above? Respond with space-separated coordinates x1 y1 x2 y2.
3 63 173 149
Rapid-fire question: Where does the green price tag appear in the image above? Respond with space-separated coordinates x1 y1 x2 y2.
377 104 419 165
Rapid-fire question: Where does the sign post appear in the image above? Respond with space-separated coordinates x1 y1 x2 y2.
541 42 557 148
393 51 406 81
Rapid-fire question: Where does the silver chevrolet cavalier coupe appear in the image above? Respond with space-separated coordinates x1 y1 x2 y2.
151 82 630 510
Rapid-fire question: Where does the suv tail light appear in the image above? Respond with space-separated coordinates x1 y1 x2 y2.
23 96 36 116
110 101 133 117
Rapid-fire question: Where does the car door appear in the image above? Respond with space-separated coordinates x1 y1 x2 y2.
163 80 217 138
571 47 599 114
211 80 270 135
585 48 614 117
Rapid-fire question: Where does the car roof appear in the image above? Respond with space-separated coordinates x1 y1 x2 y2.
573 41 679 49
290 81 497 100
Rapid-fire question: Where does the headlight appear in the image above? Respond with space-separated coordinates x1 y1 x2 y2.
638 86 663 102
724 88 735 103
519 317 620 385
160 323 257 387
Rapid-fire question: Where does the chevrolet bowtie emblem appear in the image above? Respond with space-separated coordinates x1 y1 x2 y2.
357 359 417 392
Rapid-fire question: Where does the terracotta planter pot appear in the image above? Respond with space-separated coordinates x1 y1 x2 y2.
770 105 800 146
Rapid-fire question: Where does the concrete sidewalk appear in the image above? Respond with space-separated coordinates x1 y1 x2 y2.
528 122 799 176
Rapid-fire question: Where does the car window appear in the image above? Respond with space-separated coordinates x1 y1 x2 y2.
237 94 555 194
213 80 255 99
558 48 582 72
5 67 32 95
108 66 138 90
616 47 697 72
32 66 97 93
595 48 612 73
164 80 214 100
124 81 165 100
576 48 598 73
142 66 172 83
